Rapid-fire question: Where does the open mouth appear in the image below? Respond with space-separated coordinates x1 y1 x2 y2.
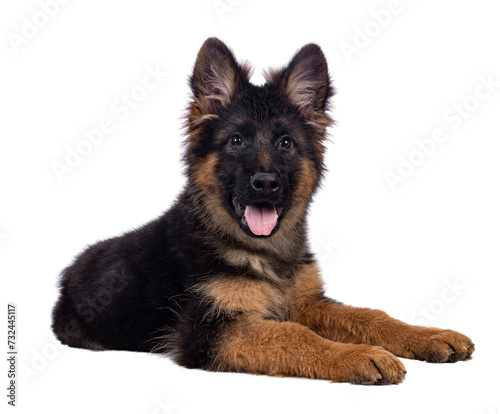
232 196 283 236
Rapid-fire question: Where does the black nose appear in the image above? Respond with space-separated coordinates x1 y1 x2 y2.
250 172 279 195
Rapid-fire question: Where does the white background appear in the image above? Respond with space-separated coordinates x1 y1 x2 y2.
1 0 499 413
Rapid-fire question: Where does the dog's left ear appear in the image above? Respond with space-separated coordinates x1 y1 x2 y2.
265 44 333 123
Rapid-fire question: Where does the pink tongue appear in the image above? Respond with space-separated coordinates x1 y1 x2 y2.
245 204 278 236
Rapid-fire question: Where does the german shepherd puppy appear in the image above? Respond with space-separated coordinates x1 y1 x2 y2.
52 38 474 384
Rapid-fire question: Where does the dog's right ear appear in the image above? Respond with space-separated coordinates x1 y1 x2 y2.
190 38 250 115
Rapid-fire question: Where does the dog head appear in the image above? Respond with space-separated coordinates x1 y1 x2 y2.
184 38 334 242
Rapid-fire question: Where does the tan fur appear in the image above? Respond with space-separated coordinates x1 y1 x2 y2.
276 159 318 239
293 158 319 203
291 262 325 300
293 299 475 362
184 98 215 145
220 248 283 285
191 153 240 237
210 262 473 382
190 153 243 241
212 314 406 384
289 263 475 363
192 152 219 191
196 277 287 320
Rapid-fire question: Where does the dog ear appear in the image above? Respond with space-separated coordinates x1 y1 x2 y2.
190 38 250 115
265 44 333 123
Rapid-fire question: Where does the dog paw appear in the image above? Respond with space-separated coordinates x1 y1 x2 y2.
406 329 475 363
343 345 406 385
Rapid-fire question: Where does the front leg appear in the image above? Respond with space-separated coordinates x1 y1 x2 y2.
193 275 405 384
212 315 406 384
291 263 475 363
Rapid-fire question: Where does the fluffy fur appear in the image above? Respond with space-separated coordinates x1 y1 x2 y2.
52 38 474 384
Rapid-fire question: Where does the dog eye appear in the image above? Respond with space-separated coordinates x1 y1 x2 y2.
277 136 293 150
229 133 244 147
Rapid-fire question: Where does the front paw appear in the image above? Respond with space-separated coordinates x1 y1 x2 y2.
406 328 474 363
341 345 407 385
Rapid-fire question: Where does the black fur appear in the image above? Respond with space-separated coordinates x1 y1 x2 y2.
52 38 333 369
